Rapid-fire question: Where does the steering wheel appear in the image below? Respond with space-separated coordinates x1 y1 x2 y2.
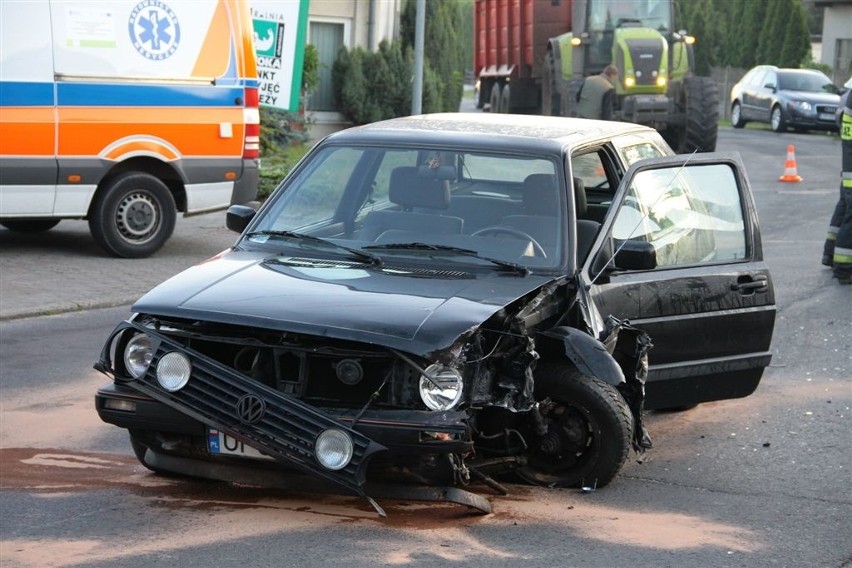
471 226 547 258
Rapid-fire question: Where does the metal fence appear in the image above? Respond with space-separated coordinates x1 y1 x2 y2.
710 67 749 121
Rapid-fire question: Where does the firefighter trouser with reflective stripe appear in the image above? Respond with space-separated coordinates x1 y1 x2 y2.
823 109 852 280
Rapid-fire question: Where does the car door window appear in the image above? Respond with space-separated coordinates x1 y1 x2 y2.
620 142 664 166
612 163 746 267
572 152 610 192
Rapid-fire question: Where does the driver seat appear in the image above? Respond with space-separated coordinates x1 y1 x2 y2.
499 173 560 247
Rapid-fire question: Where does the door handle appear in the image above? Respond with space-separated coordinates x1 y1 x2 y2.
731 276 768 294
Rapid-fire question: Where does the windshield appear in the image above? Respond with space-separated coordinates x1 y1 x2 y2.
244 145 565 271
587 0 672 32
777 72 839 94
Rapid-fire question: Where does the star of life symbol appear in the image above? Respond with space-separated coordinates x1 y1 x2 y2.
128 1 181 60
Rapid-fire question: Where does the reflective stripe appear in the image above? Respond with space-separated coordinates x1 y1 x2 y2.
834 246 852 265
826 231 838 240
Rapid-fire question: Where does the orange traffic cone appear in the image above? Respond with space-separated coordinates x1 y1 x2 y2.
779 144 802 182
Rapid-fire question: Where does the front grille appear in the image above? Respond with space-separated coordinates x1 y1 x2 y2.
104 321 385 497
183 329 421 408
626 39 663 86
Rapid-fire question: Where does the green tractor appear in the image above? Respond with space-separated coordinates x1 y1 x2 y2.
542 0 718 153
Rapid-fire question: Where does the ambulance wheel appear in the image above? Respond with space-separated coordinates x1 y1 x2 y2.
1 220 60 232
89 172 176 258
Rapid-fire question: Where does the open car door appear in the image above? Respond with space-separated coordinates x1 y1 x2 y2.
584 152 776 409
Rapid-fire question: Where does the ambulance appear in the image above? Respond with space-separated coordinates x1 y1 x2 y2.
0 0 260 257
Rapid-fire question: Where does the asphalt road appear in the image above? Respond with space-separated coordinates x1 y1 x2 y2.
1 125 850 568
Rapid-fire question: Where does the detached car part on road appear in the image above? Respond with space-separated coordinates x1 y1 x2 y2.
95 113 776 514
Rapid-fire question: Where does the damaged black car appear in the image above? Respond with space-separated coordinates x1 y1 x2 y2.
95 113 776 515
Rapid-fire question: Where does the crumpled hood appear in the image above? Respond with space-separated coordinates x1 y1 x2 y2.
132 250 556 356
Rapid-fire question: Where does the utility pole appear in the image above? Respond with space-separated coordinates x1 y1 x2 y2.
411 0 425 115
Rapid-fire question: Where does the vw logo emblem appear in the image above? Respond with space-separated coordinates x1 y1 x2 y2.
235 394 266 424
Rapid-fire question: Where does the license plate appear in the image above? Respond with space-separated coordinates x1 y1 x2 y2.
208 429 273 460
818 113 834 121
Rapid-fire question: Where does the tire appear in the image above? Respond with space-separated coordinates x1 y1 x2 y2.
1 220 60 232
541 51 561 116
730 101 746 128
499 83 511 114
88 172 176 258
129 431 179 476
489 83 502 113
771 105 787 133
517 362 634 489
678 76 719 153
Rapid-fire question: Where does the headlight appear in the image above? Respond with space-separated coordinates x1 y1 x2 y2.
156 351 191 392
315 429 353 470
790 101 813 112
124 333 153 378
419 364 464 411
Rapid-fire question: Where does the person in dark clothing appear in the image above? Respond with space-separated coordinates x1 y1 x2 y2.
822 91 852 284
575 65 618 120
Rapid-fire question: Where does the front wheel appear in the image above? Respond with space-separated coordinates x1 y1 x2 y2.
88 172 176 258
1 220 60 233
489 83 502 113
129 431 181 476
731 101 746 128
771 105 787 132
517 362 633 488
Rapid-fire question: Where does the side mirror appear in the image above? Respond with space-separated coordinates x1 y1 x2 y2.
763 82 776 92
612 239 657 270
226 204 257 233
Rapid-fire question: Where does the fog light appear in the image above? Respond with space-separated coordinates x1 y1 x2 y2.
315 429 353 471
104 399 137 412
419 364 464 411
124 333 153 379
156 352 191 392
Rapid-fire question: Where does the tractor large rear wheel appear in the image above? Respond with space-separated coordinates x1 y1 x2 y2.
667 76 719 153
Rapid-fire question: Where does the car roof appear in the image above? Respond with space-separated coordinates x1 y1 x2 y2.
777 68 827 76
322 113 662 154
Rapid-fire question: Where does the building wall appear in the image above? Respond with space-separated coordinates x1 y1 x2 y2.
820 3 852 81
307 0 401 138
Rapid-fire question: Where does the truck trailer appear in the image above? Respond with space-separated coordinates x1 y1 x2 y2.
474 0 718 153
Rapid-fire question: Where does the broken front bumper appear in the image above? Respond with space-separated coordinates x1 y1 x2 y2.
94 320 471 502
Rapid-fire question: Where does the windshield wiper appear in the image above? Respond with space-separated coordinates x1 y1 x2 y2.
245 230 383 267
364 242 529 275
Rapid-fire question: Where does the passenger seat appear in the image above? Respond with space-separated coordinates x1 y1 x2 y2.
360 166 464 241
